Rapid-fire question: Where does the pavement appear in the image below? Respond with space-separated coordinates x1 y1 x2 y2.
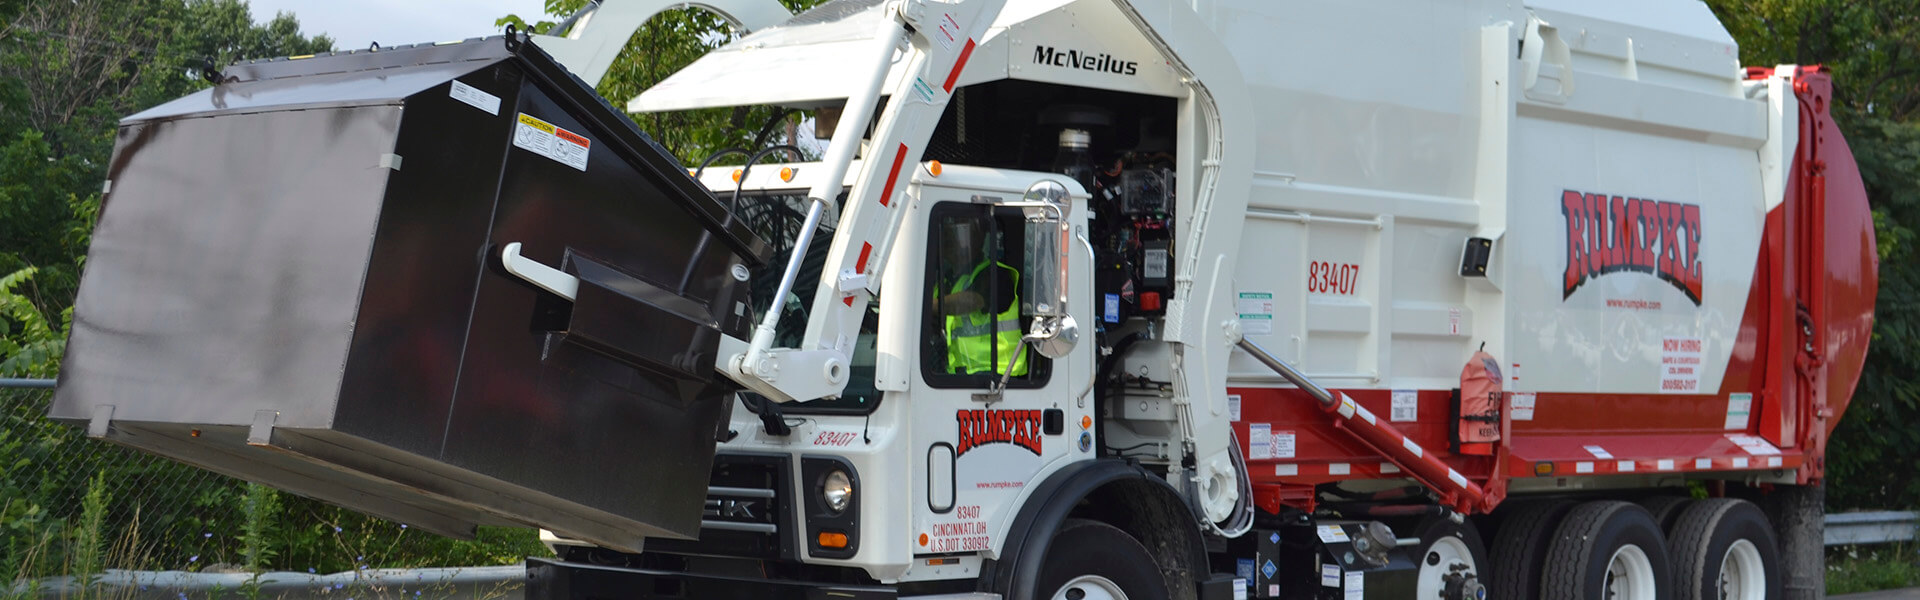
1836 590 1920 599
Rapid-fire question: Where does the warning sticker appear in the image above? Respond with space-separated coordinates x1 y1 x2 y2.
1228 394 1242 422
514 113 590 171
449 80 500 115
1390 390 1417 422
1272 431 1295 459
1248 423 1271 459
1724 393 1752 430
1343 572 1364 599
934 12 963 51
1660 337 1703 393
1510 393 1536 421
1238 292 1274 335
1727 433 1781 456
1315 525 1349 544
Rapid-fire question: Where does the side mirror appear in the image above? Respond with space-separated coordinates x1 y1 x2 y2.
1017 180 1076 359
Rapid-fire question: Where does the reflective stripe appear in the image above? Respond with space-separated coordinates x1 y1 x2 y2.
948 316 1022 338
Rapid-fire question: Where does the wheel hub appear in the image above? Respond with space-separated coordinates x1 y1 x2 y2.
1052 574 1129 600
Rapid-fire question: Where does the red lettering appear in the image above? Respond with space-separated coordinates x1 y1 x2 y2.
1563 190 1586 297
1681 204 1702 303
1561 190 1704 305
958 409 1046 457
1608 196 1628 269
1585 193 1606 276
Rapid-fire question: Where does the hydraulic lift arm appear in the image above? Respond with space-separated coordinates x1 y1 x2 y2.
718 0 1009 403
516 0 1010 403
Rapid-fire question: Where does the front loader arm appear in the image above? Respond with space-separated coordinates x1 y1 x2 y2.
725 0 1008 403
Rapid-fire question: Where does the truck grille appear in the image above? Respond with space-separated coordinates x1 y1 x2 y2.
649 453 793 559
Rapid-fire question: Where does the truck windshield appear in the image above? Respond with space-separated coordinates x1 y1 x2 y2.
735 190 880 414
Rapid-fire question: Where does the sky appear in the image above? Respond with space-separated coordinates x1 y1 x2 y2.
247 0 552 50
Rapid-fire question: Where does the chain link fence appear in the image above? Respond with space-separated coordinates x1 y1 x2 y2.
3 379 551 589
2 382 250 578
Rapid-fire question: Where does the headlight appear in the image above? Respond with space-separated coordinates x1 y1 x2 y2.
821 469 853 513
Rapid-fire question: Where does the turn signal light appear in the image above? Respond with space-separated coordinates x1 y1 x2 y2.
1534 462 1554 476
731 168 743 183
818 531 849 549
927 160 943 177
780 167 796 182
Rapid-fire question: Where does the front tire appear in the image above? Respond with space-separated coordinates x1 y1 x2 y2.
1543 501 1672 600
1414 516 1489 600
1668 499 1781 600
1036 519 1170 600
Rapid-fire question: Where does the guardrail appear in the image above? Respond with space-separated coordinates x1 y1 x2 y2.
1826 511 1918 546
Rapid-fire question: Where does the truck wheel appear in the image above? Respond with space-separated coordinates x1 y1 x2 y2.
1639 495 1694 533
1036 519 1170 600
1668 499 1781 600
1487 499 1575 600
1413 516 1489 600
1542 501 1672 600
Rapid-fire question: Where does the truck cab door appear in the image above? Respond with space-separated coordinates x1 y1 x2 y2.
907 194 1089 557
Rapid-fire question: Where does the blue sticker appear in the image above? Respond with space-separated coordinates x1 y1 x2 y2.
1270 532 1281 544
1077 432 1093 453
1103 294 1121 323
1236 558 1254 580
1261 560 1278 579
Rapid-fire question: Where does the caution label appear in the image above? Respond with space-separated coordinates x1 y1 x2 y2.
514 113 590 171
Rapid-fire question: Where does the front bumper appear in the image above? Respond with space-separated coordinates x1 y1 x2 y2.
526 557 899 600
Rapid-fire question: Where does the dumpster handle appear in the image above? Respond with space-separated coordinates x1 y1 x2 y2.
499 242 579 301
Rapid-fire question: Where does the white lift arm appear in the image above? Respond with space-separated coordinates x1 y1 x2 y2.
733 0 1010 403
509 0 1009 403
532 0 794 87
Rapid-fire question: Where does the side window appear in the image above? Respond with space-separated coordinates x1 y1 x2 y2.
922 202 1051 388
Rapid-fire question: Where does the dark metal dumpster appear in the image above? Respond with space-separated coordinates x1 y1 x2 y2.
49 34 769 553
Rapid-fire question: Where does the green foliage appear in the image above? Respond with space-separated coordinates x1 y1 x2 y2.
1707 0 1920 511
239 484 280 572
1827 544 1920 595
500 0 829 165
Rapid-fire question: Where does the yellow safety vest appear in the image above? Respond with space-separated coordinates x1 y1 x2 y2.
945 261 1028 376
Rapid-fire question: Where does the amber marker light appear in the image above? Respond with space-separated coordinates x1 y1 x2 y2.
818 531 849 549
780 167 796 182
927 160 943 177
1534 462 1554 476
731 169 743 183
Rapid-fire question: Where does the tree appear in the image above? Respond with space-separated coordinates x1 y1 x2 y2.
1706 0 1920 510
498 0 828 165
0 0 331 319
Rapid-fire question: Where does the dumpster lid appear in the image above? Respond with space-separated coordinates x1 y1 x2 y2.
131 36 771 267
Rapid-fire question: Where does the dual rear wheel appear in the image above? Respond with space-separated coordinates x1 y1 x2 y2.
1491 498 1780 599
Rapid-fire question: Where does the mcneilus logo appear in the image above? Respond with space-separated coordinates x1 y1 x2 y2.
1033 45 1138 76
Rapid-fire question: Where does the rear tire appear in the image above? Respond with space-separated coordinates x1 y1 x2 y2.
1036 519 1170 600
1488 499 1575 599
1640 495 1694 533
1542 501 1672 600
1668 499 1782 600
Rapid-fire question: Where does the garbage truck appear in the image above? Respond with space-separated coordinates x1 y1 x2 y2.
51 0 1878 598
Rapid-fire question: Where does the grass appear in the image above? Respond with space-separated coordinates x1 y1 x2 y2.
5 476 550 600
1828 544 1920 595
